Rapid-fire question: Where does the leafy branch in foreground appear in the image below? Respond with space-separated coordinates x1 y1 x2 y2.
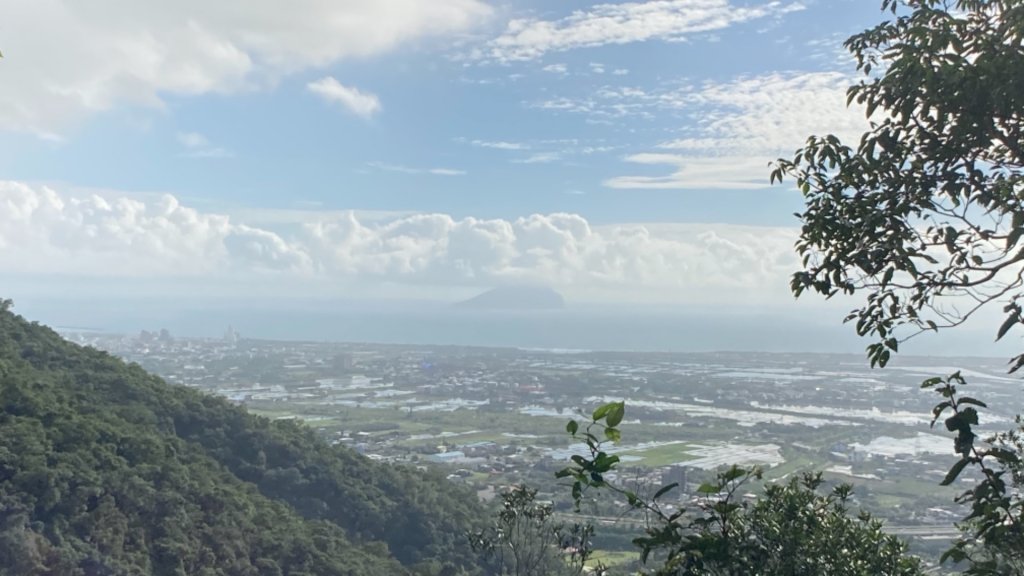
468 485 601 576
922 373 1024 574
772 0 1024 371
771 1 1024 571
558 402 923 576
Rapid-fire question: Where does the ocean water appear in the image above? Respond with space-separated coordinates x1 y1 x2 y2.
16 297 835 351
168 308 859 353
13 296 1010 357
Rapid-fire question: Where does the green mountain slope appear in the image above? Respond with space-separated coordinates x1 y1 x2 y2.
0 303 485 575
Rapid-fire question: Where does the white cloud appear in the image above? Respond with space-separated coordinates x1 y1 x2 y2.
463 138 614 165
591 71 868 189
0 181 308 275
606 154 776 189
656 72 866 156
177 131 233 159
0 181 800 304
307 77 382 118
428 168 467 176
542 63 568 74
512 152 561 164
368 161 420 175
177 132 210 149
470 139 530 150
368 161 466 176
483 0 804 62
0 0 490 136
612 68 629 75
531 88 658 120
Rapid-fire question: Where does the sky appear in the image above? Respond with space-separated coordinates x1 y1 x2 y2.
0 0 889 316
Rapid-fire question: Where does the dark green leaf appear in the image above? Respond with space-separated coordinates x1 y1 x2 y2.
566 420 578 435
653 483 679 501
996 313 1018 341
940 458 971 486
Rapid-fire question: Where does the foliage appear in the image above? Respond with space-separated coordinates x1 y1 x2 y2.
771 1 1024 571
772 0 1024 369
920 373 1024 573
558 403 924 575
469 485 599 576
0 303 486 575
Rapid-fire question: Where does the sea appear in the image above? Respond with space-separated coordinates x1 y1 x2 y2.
14 296 1013 358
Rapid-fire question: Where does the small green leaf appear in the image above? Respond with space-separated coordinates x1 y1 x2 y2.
606 402 625 428
931 401 952 426
697 483 718 494
592 403 614 421
566 420 578 435
722 466 746 482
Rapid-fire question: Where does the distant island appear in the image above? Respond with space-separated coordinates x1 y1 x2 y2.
455 285 566 310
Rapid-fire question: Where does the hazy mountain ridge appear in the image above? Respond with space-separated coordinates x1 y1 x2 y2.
454 286 565 310
0 304 485 575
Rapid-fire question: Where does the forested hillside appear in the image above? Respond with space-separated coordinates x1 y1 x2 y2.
0 302 486 575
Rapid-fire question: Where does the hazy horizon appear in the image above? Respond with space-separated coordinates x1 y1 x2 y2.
17 293 1015 360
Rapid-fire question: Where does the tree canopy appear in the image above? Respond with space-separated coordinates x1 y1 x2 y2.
469 485 597 576
772 0 1024 571
557 404 923 576
772 0 1024 369
0 303 486 575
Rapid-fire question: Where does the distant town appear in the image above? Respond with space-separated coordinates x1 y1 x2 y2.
67 327 1014 564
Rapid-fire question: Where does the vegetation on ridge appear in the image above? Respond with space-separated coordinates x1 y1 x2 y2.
554 403 924 576
0 300 486 576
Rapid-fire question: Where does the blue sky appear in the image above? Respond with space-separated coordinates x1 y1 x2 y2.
0 0 884 309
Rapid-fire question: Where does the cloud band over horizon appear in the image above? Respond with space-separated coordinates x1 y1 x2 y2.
0 181 799 304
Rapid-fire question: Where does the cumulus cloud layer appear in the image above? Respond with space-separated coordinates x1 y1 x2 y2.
0 0 490 136
481 0 804 62
0 181 799 303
